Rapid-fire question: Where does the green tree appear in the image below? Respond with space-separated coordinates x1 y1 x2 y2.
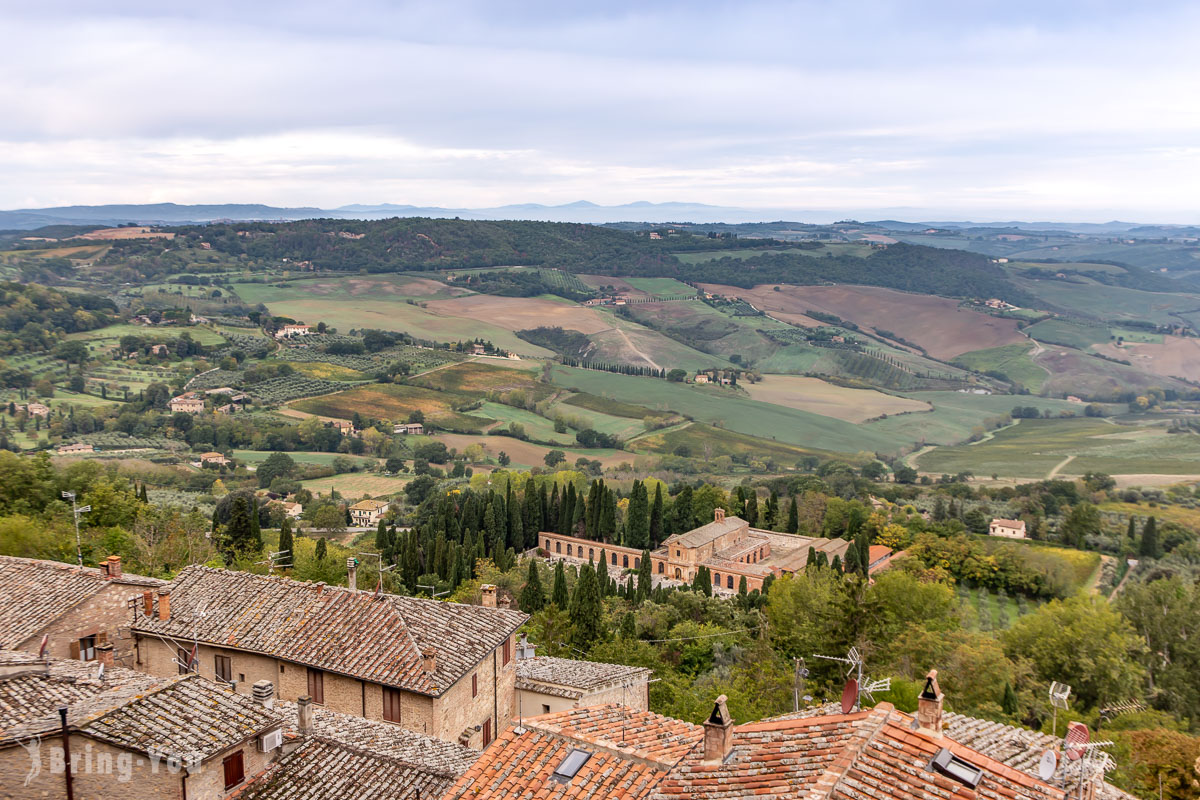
278 518 294 569
224 496 261 558
551 560 569 608
314 536 328 561
569 563 605 648
544 449 566 467
1001 681 1018 716
785 495 799 534
1139 515 1160 558
635 550 653 603
597 549 610 595
257 451 297 489
497 451 510 467
649 484 664 547
519 559 545 613
1060 502 1101 548
625 480 649 549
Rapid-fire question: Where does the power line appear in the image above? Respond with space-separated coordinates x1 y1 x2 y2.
643 625 763 644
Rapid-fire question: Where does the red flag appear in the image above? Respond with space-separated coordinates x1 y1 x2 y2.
38 634 48 659
188 642 198 671
374 573 383 598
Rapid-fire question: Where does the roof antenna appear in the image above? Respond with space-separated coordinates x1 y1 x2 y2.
1049 681 1071 739
813 647 890 711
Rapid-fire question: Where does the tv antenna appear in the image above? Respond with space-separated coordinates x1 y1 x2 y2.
1049 681 1071 738
1098 701 1143 727
813 647 890 712
257 549 291 573
61 491 91 569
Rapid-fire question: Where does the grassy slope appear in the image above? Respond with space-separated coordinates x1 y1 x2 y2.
952 343 1048 392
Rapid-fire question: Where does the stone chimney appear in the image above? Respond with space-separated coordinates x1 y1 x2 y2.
297 695 313 735
481 584 497 608
916 669 944 737
421 647 437 673
703 694 735 763
102 556 122 580
142 590 154 617
714 507 726 523
346 558 357 592
96 643 114 669
252 680 275 708
157 589 171 622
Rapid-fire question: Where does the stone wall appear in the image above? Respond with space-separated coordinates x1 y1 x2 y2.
17 581 147 666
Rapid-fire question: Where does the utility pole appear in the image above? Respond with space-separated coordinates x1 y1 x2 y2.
792 658 808 713
61 491 91 569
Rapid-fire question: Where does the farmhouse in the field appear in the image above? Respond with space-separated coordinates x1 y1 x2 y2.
272 500 303 519
22 401 50 417
0 555 162 664
539 508 891 593
330 419 358 436
349 498 390 526
169 392 205 413
443 675 1066 800
274 323 312 339
988 518 1027 539
129 567 527 748
200 451 232 466
394 422 425 435
56 442 95 455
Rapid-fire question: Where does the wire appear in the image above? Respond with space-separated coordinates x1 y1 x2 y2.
643 625 764 644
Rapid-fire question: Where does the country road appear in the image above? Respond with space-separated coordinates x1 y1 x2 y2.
611 325 662 371
1047 454 1076 479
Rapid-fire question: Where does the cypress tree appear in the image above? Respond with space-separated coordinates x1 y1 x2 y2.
139 483 149 503
1140 516 1160 558
786 495 799 534
744 491 759 527
625 480 649 550
314 536 328 561
1126 515 1137 541
519 559 545 612
597 549 610 596
551 561 569 608
649 484 664 547
636 550 653 603
508 492 524 551
619 611 636 639
731 486 746 518
375 519 388 549
568 564 605 648
572 486 586 536
548 484 559 532
830 554 842 573
1002 682 1018 716
586 480 602 539
225 496 260 558
278 518 294 569
599 489 616 543
806 547 818 568
766 491 779 530
673 485 693 533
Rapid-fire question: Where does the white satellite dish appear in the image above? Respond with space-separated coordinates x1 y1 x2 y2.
1038 749 1057 781
1049 681 1071 710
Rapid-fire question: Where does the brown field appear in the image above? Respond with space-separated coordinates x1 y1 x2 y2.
702 283 1025 360
292 384 490 431
300 276 468 298
72 226 174 241
742 375 931 422
1035 345 1191 396
423 294 614 334
1092 336 1200 382
434 433 634 470
409 361 553 397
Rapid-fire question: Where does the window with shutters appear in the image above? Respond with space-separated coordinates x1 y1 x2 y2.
222 750 245 790
383 687 403 723
471 673 478 698
78 635 96 661
214 655 232 683
307 668 324 704
178 648 190 675
483 718 492 746
502 637 511 665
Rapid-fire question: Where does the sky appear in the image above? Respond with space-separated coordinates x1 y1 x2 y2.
4 0 1199 221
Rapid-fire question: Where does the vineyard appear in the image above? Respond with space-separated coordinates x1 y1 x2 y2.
74 432 185 450
535 268 592 295
277 343 461 373
187 369 245 391
243 374 358 404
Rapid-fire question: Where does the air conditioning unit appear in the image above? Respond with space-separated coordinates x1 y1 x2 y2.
259 728 283 752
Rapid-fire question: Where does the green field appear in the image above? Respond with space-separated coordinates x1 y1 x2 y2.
917 417 1200 478
622 277 697 297
630 422 849 464
476 401 575 444
869 391 1086 448
1013 276 1200 325
561 392 659 419
953 343 1048 392
1024 319 1108 350
67 323 227 347
293 384 492 432
234 450 379 468
548 398 652 440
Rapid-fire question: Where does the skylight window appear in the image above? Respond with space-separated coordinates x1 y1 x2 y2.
552 749 592 781
930 748 983 788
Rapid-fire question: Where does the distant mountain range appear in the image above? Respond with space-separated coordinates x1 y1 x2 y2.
0 200 1174 233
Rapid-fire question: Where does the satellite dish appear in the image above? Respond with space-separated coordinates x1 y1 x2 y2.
1038 749 1058 780
1049 681 1072 710
1065 722 1090 761
841 679 858 714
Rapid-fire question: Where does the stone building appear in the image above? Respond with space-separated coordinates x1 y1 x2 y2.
515 655 651 716
130 566 526 749
349 498 390 527
989 518 1028 539
0 555 163 667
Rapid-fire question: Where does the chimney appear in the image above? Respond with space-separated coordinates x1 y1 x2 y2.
917 669 944 737
104 556 122 580
96 643 114 669
703 694 735 763
481 584 497 608
142 590 154 617
252 680 275 708
297 695 314 735
421 647 437 673
346 558 357 592
157 589 171 622
714 507 726 523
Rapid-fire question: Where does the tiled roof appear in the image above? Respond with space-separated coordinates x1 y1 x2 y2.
274 701 479 776
443 705 703 800
0 555 163 648
516 657 651 693
0 651 280 760
664 516 747 549
657 705 1060 800
132 566 527 696
350 499 389 511
239 736 461 800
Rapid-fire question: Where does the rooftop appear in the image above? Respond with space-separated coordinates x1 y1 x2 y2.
663 515 748 550
516 656 651 698
132 566 527 696
350 499 390 511
0 555 163 648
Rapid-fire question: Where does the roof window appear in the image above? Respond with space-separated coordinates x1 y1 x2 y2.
930 748 983 788
552 749 592 781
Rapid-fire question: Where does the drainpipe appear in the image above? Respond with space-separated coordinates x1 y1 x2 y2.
492 647 498 744
58 707 75 800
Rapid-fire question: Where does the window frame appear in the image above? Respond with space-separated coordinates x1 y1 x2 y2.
383 686 403 723
307 667 325 705
222 750 245 790
214 654 232 684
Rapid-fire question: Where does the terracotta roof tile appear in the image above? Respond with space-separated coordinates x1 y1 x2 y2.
516 657 651 692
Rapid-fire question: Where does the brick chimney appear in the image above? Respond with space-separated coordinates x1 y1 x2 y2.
297 695 313 735
481 584 497 608
157 589 171 622
346 558 357 592
252 680 275 708
142 590 154 617
917 669 944 737
102 556 122 580
703 694 735 763
421 647 437 673
714 507 726 523
96 643 114 669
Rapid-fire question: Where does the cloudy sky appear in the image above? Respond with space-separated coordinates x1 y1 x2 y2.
4 0 1199 221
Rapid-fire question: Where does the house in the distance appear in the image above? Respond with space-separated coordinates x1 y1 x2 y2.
22 401 50 417
989 518 1027 539
57 442 95 455
200 451 232 467
349 498 390 527
394 422 425 435
169 392 205 413
274 323 312 339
